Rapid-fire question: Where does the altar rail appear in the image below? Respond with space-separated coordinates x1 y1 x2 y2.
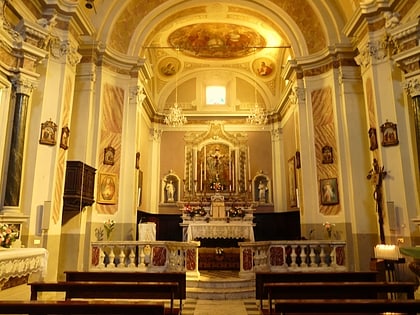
90 240 346 276
90 241 200 277
238 240 347 276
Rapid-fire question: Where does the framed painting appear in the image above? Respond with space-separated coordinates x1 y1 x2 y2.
322 145 333 164
103 146 115 165
39 120 57 146
368 127 378 151
97 172 117 204
60 126 70 150
320 178 339 205
288 156 297 207
380 121 399 147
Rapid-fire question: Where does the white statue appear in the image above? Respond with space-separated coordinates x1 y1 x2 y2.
258 180 267 202
166 180 175 202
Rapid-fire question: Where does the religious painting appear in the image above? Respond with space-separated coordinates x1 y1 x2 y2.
103 145 115 165
39 120 57 146
380 121 399 147
158 57 180 77
97 172 117 204
168 23 266 59
288 157 297 208
368 127 378 151
322 145 333 164
60 126 70 150
253 58 274 77
320 178 339 205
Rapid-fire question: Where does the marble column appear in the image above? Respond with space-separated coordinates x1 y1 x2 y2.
4 81 33 206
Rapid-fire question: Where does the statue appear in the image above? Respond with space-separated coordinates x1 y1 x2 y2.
258 180 267 202
166 180 175 202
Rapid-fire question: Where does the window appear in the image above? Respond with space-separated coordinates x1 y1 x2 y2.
206 86 226 105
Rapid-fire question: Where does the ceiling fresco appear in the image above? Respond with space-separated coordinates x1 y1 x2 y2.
167 23 266 59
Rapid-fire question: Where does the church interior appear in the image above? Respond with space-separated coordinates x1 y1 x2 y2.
1 0 420 314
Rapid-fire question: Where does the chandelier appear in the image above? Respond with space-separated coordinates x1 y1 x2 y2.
164 49 187 127
247 104 268 125
164 103 187 127
247 48 268 126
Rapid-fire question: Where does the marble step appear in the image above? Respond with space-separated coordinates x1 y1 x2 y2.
187 285 255 300
186 270 256 299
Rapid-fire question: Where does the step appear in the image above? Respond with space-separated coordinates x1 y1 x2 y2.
186 270 256 300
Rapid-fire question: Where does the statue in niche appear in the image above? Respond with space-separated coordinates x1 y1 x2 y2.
258 180 267 202
165 180 175 202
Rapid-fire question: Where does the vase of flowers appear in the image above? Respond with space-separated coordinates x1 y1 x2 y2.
104 219 115 240
0 223 19 248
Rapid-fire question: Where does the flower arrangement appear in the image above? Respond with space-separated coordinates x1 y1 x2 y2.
0 223 19 248
184 205 206 218
103 219 115 240
323 222 335 240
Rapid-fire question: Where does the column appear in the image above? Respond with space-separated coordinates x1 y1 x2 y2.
403 78 420 170
4 79 34 206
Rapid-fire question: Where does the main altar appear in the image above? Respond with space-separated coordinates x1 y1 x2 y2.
179 194 255 243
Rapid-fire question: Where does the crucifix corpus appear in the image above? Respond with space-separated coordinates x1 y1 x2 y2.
366 158 387 244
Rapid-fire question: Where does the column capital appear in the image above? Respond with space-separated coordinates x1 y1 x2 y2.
149 128 162 142
11 75 37 96
50 38 82 66
355 39 389 69
129 84 146 105
403 76 420 98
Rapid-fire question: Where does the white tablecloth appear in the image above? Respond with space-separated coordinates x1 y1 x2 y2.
138 223 156 241
185 222 254 242
0 247 48 283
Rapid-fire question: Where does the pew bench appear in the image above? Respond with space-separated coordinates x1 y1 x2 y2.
263 281 418 315
262 298 420 315
29 281 179 314
64 270 186 312
256 271 379 309
0 300 165 315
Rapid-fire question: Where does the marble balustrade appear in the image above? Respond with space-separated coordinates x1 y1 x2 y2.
239 240 347 276
90 240 346 277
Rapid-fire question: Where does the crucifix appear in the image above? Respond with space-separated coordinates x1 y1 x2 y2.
366 158 387 244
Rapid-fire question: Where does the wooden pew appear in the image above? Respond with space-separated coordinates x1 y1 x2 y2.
256 271 379 309
263 281 418 315
30 281 178 314
64 270 186 312
264 299 420 315
0 300 165 315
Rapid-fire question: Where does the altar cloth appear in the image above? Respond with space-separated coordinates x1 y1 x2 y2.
0 247 48 283
184 222 254 242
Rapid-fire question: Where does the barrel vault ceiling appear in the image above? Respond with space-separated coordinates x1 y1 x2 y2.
77 0 355 123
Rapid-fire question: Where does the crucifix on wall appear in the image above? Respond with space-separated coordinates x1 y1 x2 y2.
366 158 387 244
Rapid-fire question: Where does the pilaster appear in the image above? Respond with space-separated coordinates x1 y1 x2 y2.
149 127 163 213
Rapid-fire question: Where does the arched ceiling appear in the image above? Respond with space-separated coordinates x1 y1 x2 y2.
81 0 354 122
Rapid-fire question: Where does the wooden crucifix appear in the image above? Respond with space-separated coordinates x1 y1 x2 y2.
366 158 387 244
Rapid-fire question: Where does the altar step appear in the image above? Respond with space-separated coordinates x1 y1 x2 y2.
186 270 255 300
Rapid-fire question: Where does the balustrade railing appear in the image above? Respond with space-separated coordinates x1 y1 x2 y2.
90 240 346 278
239 240 347 276
90 241 200 277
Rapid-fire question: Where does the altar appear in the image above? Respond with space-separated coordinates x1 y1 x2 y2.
181 220 255 242
0 247 48 289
